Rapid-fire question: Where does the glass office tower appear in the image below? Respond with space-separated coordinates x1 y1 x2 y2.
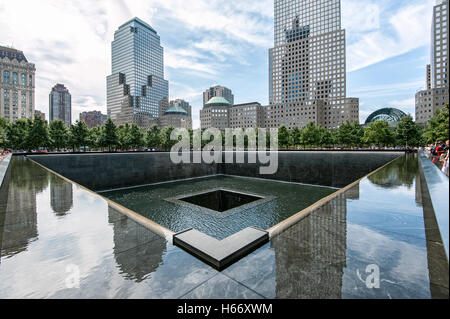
268 0 359 130
107 17 169 128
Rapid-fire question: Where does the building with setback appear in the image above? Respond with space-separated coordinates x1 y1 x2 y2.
415 0 449 124
107 17 169 129
267 0 359 130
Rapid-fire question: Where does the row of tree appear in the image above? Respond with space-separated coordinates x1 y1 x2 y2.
0 104 448 152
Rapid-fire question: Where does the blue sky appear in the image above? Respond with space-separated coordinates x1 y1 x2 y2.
0 0 436 128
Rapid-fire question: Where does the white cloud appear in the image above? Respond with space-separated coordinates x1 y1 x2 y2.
345 0 435 72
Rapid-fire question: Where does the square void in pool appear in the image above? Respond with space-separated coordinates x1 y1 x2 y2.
101 175 337 240
179 189 263 212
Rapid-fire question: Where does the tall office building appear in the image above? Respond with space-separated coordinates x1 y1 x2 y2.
415 0 449 124
0 46 35 121
203 85 234 106
107 17 169 128
49 84 71 127
268 0 359 130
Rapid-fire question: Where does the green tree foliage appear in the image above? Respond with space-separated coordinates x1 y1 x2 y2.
7 119 29 150
87 126 101 150
278 126 290 149
69 120 89 151
26 116 49 151
290 126 301 148
146 124 161 148
49 120 69 151
396 115 422 147
337 120 364 147
129 124 144 149
300 122 320 148
363 120 396 147
117 123 132 150
0 117 10 148
423 104 449 143
100 118 118 151
160 126 177 151
318 125 334 147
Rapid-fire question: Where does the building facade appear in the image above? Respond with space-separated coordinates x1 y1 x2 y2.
230 102 265 129
203 86 234 106
107 17 169 128
49 84 71 127
79 111 107 128
416 0 449 124
268 0 359 130
0 46 35 121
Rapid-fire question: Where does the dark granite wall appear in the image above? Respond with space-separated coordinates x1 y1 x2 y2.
28 151 403 191
219 151 403 188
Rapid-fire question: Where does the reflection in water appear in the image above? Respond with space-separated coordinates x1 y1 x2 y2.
50 174 73 216
0 157 44 259
10 156 49 193
274 189 357 298
368 153 419 189
108 206 166 282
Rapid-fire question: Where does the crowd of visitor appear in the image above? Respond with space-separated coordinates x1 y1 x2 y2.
425 140 449 176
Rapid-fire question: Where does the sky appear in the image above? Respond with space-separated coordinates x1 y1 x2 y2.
0 0 437 128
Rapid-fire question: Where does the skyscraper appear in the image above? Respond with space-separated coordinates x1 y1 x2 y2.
268 0 359 130
203 85 234 106
107 17 169 128
49 84 71 127
0 46 35 121
415 0 449 124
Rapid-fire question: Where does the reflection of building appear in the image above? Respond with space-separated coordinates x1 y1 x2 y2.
364 108 407 127
415 0 449 124
107 17 169 129
268 0 359 130
273 187 358 298
0 45 36 121
0 158 39 258
49 84 72 127
79 111 107 128
50 174 73 216
108 206 166 282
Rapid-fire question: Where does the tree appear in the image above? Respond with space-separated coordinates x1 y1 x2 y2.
423 104 449 144
129 124 144 149
117 123 132 150
49 119 69 151
290 126 301 148
278 126 290 149
160 126 176 151
0 117 10 149
396 115 422 147
87 126 101 150
363 120 396 147
69 120 89 151
318 125 334 147
100 118 118 151
337 120 364 147
26 116 49 151
301 122 320 148
7 119 29 150
146 124 161 149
